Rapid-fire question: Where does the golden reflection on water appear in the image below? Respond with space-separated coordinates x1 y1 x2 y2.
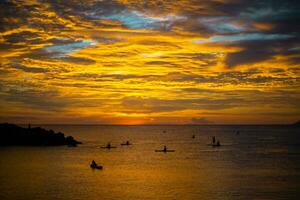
1 125 300 200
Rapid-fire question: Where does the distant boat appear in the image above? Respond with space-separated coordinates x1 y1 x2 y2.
192 135 195 139
212 140 221 147
163 130 166 133
90 160 103 170
155 149 175 153
101 143 116 149
90 164 103 170
121 141 132 146
208 136 221 147
155 146 175 153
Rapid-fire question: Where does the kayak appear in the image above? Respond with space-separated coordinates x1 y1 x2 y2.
121 143 132 146
90 164 103 170
207 143 221 147
155 150 175 152
101 146 116 149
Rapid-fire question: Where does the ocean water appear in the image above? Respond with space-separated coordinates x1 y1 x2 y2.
0 125 300 200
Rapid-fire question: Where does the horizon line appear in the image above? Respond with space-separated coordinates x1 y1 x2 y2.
3 123 297 126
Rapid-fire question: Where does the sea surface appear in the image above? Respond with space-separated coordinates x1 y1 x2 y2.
0 125 300 200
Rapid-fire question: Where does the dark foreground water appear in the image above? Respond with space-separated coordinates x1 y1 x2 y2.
0 125 300 200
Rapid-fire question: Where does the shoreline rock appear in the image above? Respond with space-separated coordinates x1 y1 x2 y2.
292 120 300 126
0 123 82 146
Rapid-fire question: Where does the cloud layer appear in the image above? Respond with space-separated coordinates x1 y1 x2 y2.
0 0 299 124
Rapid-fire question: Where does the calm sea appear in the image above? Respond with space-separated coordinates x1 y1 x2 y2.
0 125 300 200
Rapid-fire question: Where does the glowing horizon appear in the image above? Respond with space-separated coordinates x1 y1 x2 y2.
0 0 299 125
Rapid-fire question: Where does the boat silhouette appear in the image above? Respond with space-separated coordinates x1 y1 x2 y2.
121 141 132 146
90 160 103 170
155 146 175 153
208 136 221 147
101 143 116 149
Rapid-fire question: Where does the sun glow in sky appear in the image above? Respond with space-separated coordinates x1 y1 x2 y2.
0 0 299 124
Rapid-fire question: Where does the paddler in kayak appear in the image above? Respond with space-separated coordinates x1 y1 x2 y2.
163 145 167 152
101 142 116 149
155 146 175 153
90 160 103 169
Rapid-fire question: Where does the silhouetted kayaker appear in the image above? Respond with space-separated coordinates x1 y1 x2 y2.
155 146 175 153
212 136 216 144
121 141 132 145
91 160 97 167
90 160 103 169
192 135 195 139
163 145 167 151
101 142 116 149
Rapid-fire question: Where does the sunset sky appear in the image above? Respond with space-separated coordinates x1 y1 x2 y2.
0 0 299 124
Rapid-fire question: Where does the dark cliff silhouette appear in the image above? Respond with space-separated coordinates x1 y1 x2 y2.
292 120 300 126
0 123 82 146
